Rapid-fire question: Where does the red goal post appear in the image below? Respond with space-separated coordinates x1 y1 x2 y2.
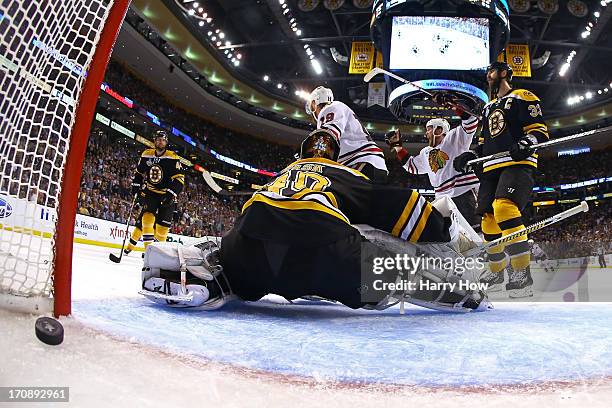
0 0 131 317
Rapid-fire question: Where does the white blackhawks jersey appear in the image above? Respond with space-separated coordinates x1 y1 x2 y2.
403 117 480 198
317 101 388 173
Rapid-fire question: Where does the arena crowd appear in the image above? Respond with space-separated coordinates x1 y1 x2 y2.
72 60 612 258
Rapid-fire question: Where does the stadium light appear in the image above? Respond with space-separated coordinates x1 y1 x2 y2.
311 59 323 75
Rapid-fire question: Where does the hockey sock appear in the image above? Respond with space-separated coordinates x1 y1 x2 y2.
126 226 143 252
142 212 156 248
155 224 170 242
482 212 507 273
493 198 530 270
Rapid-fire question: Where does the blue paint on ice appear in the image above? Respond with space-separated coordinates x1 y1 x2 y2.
73 299 612 386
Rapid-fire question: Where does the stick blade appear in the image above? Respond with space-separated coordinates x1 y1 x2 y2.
109 253 122 263
364 68 382 82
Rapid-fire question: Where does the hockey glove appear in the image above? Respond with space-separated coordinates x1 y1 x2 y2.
160 190 176 207
431 91 456 108
384 130 402 149
131 183 141 196
509 134 538 161
432 92 471 119
453 151 478 174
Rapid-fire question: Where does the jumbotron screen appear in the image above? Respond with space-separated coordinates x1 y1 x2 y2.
389 16 490 70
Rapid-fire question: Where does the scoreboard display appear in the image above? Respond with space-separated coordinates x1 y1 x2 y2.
370 0 511 123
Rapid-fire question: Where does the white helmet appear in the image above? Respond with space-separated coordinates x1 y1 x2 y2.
305 86 334 117
425 118 450 135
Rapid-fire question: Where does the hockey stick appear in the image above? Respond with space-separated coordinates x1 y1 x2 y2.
466 126 612 167
109 195 138 263
201 168 254 196
364 67 482 120
464 201 589 258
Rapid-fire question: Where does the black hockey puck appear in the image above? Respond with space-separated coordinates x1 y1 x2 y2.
35 317 64 346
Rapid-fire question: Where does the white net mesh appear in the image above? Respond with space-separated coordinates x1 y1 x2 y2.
0 0 115 304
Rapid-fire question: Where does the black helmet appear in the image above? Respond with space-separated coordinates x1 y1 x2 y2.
153 130 168 141
299 129 340 161
487 61 513 81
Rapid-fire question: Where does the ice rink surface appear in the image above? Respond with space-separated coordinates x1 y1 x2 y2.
2 242 612 407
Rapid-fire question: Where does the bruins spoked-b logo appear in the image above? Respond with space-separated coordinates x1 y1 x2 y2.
488 109 506 137
148 165 163 184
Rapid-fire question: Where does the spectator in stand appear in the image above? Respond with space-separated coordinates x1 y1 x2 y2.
103 61 293 173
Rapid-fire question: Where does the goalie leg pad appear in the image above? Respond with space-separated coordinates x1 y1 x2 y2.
141 277 209 307
140 240 237 310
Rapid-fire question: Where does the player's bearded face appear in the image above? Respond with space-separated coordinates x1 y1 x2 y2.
487 69 504 92
154 137 167 150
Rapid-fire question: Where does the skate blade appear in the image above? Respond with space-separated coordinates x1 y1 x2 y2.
483 283 503 293
138 289 194 303
507 287 534 298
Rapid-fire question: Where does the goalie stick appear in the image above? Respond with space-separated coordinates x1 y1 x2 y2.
467 125 612 168
109 195 138 264
464 201 589 258
364 67 483 120
201 168 255 196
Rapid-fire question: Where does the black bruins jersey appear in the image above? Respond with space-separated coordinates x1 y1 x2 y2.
133 148 185 196
238 157 448 245
479 89 549 173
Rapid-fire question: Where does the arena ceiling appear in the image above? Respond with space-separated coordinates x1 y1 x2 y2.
127 0 612 139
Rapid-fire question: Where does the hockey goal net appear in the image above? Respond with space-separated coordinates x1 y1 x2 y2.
0 0 130 316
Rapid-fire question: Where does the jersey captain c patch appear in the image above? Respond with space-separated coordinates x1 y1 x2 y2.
488 109 506 138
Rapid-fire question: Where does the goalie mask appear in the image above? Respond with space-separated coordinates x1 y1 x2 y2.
425 118 450 147
299 129 340 161
305 86 334 119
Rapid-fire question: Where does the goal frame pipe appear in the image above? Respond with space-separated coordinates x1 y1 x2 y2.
53 0 132 317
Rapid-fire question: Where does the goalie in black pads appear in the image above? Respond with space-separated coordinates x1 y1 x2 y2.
140 129 491 313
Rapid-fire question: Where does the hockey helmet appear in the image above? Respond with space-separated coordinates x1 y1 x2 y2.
299 129 340 161
425 118 450 135
487 61 513 81
153 130 169 141
305 86 334 116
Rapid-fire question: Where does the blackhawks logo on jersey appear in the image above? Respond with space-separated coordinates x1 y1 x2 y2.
428 148 449 173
